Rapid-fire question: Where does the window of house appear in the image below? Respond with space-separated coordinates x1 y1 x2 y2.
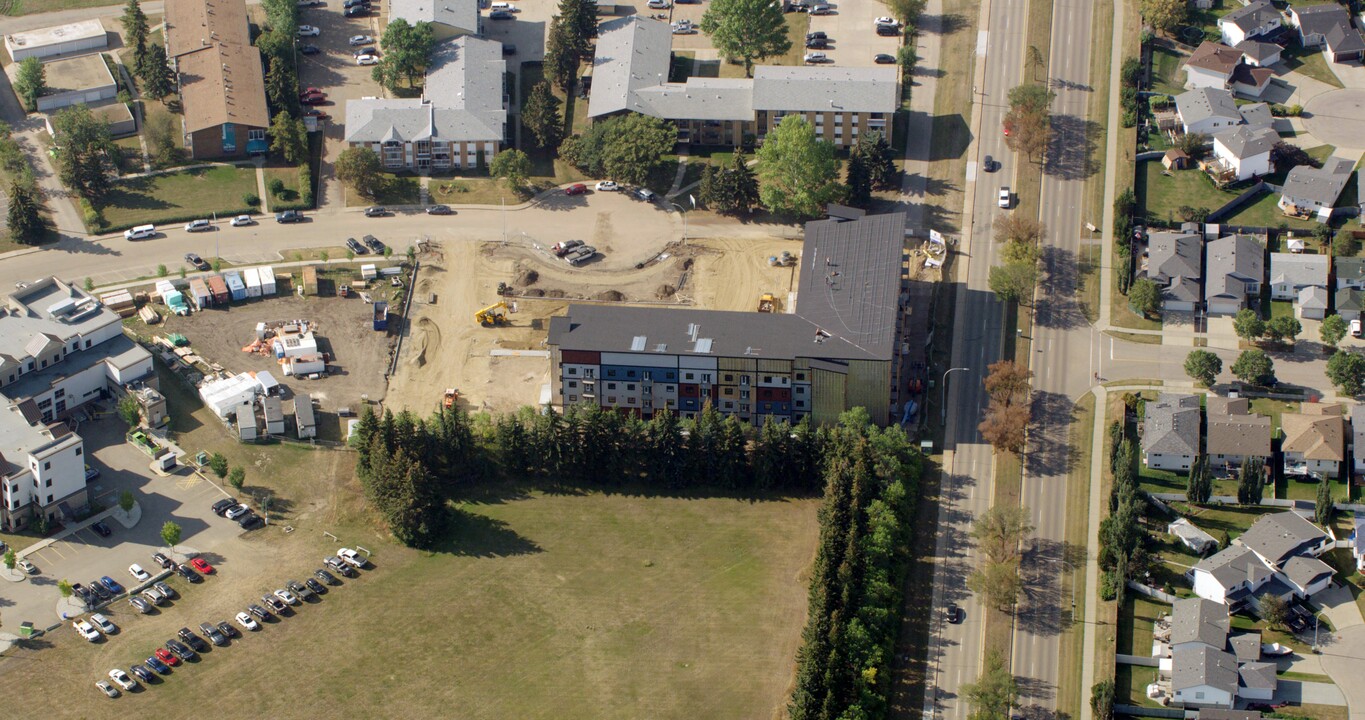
724 374 734 383
568 394 578 402
40 359 46 369
607 396 617 403
46 494 53 504
628 397 636 405
568 367 579 375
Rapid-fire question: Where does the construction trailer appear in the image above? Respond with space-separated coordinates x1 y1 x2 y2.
199 374 260 419
261 396 285 435
258 266 277 296
293 393 316 439
207 275 230 304
283 353 326 377
224 272 247 301
243 267 263 298
188 278 211 310
301 266 319 296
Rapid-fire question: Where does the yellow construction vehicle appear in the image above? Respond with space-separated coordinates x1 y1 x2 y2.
474 301 510 327
443 388 459 409
757 293 777 313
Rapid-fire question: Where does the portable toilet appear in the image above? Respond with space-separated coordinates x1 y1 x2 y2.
224 272 247 301
188 278 211 310
207 275 230 304
258 266 277 296
243 267 262 298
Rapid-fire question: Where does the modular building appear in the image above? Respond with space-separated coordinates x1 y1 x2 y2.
243 267 262 298
283 354 326 377
188 278 211 310
206 275 230 304
301 266 318 296
261 396 285 435
224 272 246 301
5 19 108 62
258 266 277 296
198 373 259 419
293 393 316 439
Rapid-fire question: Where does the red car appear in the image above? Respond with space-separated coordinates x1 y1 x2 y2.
190 557 214 574
154 647 180 666
299 87 323 97
564 183 587 196
300 94 327 106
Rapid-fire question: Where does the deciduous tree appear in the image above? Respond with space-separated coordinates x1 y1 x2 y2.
756 116 843 217
161 520 182 552
1091 680 1116 720
988 260 1039 303
1326 350 1365 396
1261 593 1288 630
970 504 1034 564
269 111 309 166
117 394 141 427
490 148 532 192
983 360 1033 406
699 0 793 77
119 490 135 513
14 58 45 112
1183 349 1222 387
1231 348 1275 386
1127 277 1161 318
880 0 926 25
1265 315 1302 344
335 146 382 198
52 105 116 201
1321 314 1348 350
1142 0 1188 34
1233 308 1265 342
968 559 1025 611
994 213 1046 246
962 651 1019 718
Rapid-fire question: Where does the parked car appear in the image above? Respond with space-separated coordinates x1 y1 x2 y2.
200 622 227 646
297 25 320 36
212 498 237 516
803 52 828 63
304 109 330 121
564 183 587 196
84 464 100 481
96 680 119 698
345 238 367 255
129 595 152 614
809 4 830 14
128 564 150 582
185 219 212 233
806 38 828 49
363 206 390 217
177 627 207 651
239 513 264 530
274 588 299 606
315 568 339 585
130 664 155 683
352 46 377 57
305 577 327 595
489 9 514 19
165 638 196 661
100 577 124 595
190 558 214 574
566 246 598 266
216 620 238 638
298 0 324 6
142 589 164 607
88 581 111 603
299 44 321 55
262 594 288 613
672 23 697 34
231 215 255 226
324 556 356 577
874 16 900 26
300 93 327 106
806 31 827 40
108 669 137 691
18 559 36 574
90 613 117 634
73 619 101 641
348 34 375 46
248 603 273 621
426 204 453 215
343 0 371 7
289 579 314 600
874 53 896 64
185 253 209 271
595 181 618 192
90 521 111 538
276 210 305 223
876 23 900 36
153 647 179 666
647 0 670 7
363 234 385 252
145 655 171 674
337 548 368 568
153 581 175 599
224 504 250 520
175 564 202 583
357 53 379 65
236 612 260 631
344 4 369 16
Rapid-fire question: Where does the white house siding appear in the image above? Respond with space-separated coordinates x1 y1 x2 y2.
1186 65 1229 90
1173 685 1234 709
1146 451 1195 472
1240 685 1274 702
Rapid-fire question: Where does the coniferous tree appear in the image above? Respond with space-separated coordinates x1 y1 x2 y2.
1237 457 1265 505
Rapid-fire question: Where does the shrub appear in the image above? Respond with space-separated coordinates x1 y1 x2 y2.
79 198 105 230
1121 110 1137 128
243 192 260 206
268 178 285 196
298 164 314 207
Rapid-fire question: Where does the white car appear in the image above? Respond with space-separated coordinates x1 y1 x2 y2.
874 16 900 26
184 219 211 232
803 52 828 63
672 23 697 34
647 0 671 7
90 613 117 634
128 564 150 582
236 611 260 631
230 214 255 227
348 35 374 46
95 680 120 698
297 25 320 37
108 669 137 691
274 588 299 606
595 181 618 192
73 620 100 641
225 504 250 520
18 559 36 574
356 54 379 66
998 187 1011 208
337 547 368 568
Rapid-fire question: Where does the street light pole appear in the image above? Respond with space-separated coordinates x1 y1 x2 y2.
1314 609 1329 653
941 367 969 423
670 201 687 243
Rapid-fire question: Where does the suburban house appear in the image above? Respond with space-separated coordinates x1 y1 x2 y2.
1169 517 1219 555
1289 4 1365 63
344 36 507 171
1281 403 1345 477
1235 39 1282 67
1353 514 1365 572
587 16 898 148
1144 231 1203 311
1157 598 1277 708
1218 0 1283 46
1183 41 1245 90
388 0 480 39
1268 252 1329 302
1205 396 1272 471
1142 393 1201 472
1278 157 1355 221
164 0 269 158
1204 235 1265 315
1209 125 1276 183
0 278 155 531
1229 63 1275 98
1337 288 1364 321
1354 405 1365 475
1191 512 1335 611
1175 87 1272 136
1338 257 1365 291
548 211 912 426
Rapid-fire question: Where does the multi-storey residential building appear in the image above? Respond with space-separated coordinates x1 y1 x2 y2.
0 278 154 530
548 212 910 425
164 0 269 159
587 16 898 148
345 36 507 171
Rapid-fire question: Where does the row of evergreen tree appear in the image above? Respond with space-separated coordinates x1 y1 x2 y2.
788 412 921 720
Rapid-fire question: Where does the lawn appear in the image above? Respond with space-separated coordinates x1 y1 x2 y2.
1282 474 1352 502
97 165 259 232
1222 186 1331 230
1248 397 1295 435
1110 265 1163 331
1171 503 1267 541
1150 46 1186 97
0 0 119 14
1270 300 1296 320
346 173 422 207
1116 595 1169 656
1135 160 1242 227
1114 663 1161 707
263 166 308 212
1281 43 1345 90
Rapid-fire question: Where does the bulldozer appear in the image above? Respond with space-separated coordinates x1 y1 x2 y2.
474 301 510 327
757 293 777 313
442 388 459 409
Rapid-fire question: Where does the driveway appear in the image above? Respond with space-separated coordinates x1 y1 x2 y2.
1312 585 1365 719
1 418 239 630
1276 680 1347 706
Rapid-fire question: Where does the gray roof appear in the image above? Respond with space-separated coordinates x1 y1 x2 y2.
1215 125 1277 160
549 212 907 362
388 0 479 33
1177 87 1242 126
1147 231 1202 284
1338 257 1365 284
1170 517 1219 552
1235 39 1282 63
1166 276 1202 303
1238 102 1274 130
293 393 315 428
1238 661 1278 691
344 36 505 144
1299 285 1330 310
1173 643 1240 694
1269 252 1329 288
1237 512 1329 566
1281 555 1335 589
1221 0 1280 33
1143 393 1202 457
1280 157 1354 207
1227 632 1262 662
1171 597 1231 648
1194 545 1276 589
1207 399 1272 459
1206 235 1265 301
1294 4 1352 40
1353 405 1365 461
1338 287 1364 312
1325 22 1365 55
588 16 896 121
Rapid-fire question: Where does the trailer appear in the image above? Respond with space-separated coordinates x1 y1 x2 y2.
207 275 230 304
188 278 211 310
224 272 247 301
372 301 388 331
243 267 263 298
258 266 277 296
360 264 377 281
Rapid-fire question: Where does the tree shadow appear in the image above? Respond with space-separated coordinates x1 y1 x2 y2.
1043 116 1102 182
1024 390 1080 479
435 507 542 558
1034 245 1087 330
920 12 969 35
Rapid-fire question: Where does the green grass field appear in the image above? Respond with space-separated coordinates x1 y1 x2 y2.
98 165 259 231
1116 596 1169 656
0 0 119 14
1150 46 1186 97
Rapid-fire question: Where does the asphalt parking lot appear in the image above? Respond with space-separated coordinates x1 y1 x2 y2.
479 0 550 64
4 419 241 630
805 2 902 66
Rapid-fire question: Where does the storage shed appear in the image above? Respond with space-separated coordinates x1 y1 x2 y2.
4 19 108 62
243 267 262 298
207 275 230 304
284 354 326 377
224 272 246 301
188 278 211 310
235 401 259 441
199 374 260 419
258 266 277 296
262 396 285 435
361 264 378 280
293 393 317 439
256 371 281 396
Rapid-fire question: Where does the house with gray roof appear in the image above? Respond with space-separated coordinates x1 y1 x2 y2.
1235 39 1282 66
1143 393 1201 472
1206 396 1271 471
1159 597 1276 708
1205 235 1265 315
1352 405 1365 476
1279 555 1335 596
1237 661 1278 701
587 16 898 148
1298 285 1329 319
1191 510 1336 610
1226 633 1261 663
1278 157 1355 220
1172 644 1239 708
1218 0 1283 46
1338 257 1365 291
1176 87 1273 136
1352 514 1365 572
1236 511 1331 567
1338 287 1364 322
1269 252 1328 303
1190 545 1278 607
1210 125 1276 182
1145 231 1203 311
344 36 505 171
1171 597 1231 650
387 0 479 39
1290 4 1365 63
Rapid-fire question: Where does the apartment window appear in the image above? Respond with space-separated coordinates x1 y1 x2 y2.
37 399 51 409
607 396 617 403
54 389 64 399
75 447 81 456
628 397 636 405
740 376 750 386
40 359 46 369
248 129 266 142
763 376 772 383
43 461 50 471
685 372 695 380
84 339 91 348
568 367 578 375
740 404 750 412
724 374 734 383
45 478 51 487
666 399 676 408
568 381 578 389
6 375 12 383
46 494 53 504
568 395 578 402
665 385 675 393
26 362 33 371
833 114 843 124
382 141 404 168
701 373 712 383
584 368 595 378
741 390 750 400
850 115 859 126
627 370 637 378
627 384 636 391
607 382 617 390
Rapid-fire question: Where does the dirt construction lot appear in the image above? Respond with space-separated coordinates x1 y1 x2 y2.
384 234 803 415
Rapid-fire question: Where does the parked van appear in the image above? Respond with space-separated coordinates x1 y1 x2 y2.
1352 319 1362 338
489 1 514 9
124 224 156 240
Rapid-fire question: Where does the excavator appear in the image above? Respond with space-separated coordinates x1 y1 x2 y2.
474 301 510 327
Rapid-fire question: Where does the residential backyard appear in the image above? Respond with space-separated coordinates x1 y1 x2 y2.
96 164 259 232
1136 159 1340 231
1150 45 1186 97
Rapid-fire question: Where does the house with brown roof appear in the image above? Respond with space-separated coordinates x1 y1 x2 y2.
164 0 269 159
1281 403 1345 477
1183 41 1275 99
1206 397 1271 471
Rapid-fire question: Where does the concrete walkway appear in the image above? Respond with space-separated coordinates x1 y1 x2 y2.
255 166 270 213
1080 385 1110 720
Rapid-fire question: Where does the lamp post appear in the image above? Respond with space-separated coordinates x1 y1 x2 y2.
940 367 969 423
670 201 688 243
1313 608 1330 653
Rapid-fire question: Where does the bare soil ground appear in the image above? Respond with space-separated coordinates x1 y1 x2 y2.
385 235 802 415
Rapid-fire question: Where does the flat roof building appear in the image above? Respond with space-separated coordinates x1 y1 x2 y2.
4 19 107 62
35 53 117 112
